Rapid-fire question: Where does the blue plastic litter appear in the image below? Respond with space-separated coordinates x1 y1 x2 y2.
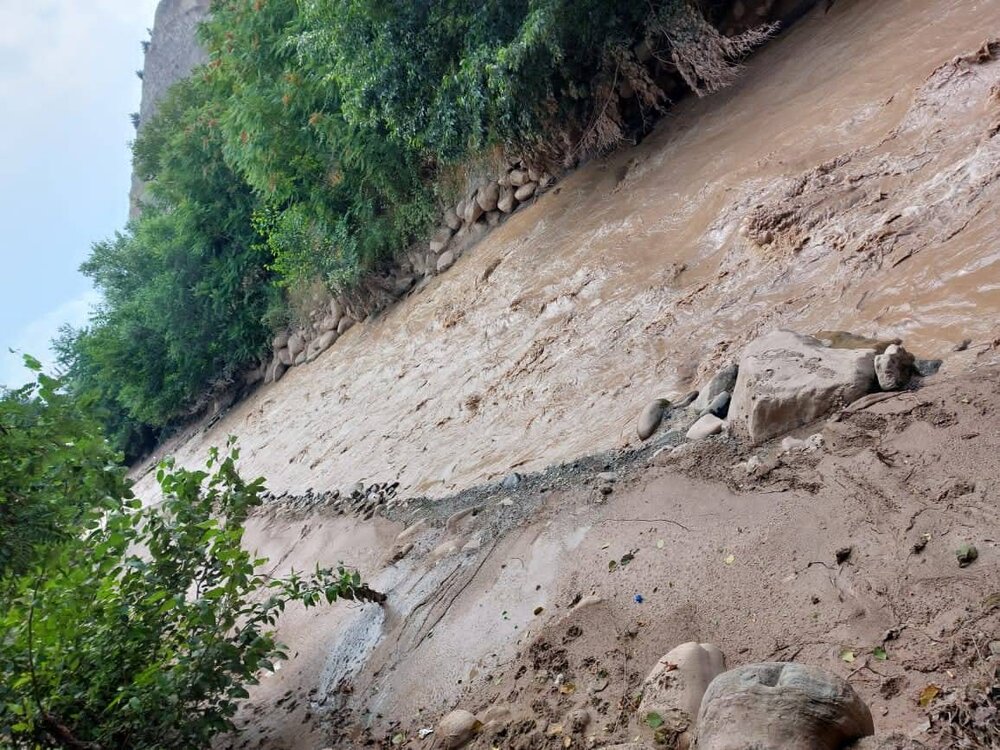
633 594 644 603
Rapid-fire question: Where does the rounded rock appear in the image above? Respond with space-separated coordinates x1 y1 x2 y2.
637 642 725 746
287 333 305 358
697 662 874 750
436 709 482 749
476 182 500 212
437 250 456 273
514 182 537 202
638 399 670 441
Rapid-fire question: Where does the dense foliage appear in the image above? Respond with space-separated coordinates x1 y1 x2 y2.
0 357 127 577
52 0 769 460
0 411 381 749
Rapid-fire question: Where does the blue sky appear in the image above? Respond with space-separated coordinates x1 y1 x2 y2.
0 0 159 388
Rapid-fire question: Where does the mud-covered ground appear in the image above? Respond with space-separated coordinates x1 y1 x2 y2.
139 0 1000 746
217 350 1000 750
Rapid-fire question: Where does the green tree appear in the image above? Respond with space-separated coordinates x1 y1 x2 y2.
0 439 383 749
0 358 127 577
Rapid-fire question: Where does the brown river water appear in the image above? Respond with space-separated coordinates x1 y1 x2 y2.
134 0 1000 502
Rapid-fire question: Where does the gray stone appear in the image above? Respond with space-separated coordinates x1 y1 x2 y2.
500 473 522 490
393 274 415 295
697 662 874 750
264 357 286 385
329 298 343 324
729 330 876 444
244 363 266 385
704 391 731 419
514 182 537 201
913 358 942 377
287 333 305 358
429 226 454 254
476 182 500 212
464 197 484 224
487 210 501 227
444 207 462 231
294 351 306 366
694 364 739 411
497 186 517 214
437 250 456 273
637 399 669 441
686 413 724 440
637 642 725 747
874 344 915 390
673 390 699 409
276 347 293 366
316 330 337 352
436 709 481 749
272 331 289 350
509 169 528 187
336 317 355 335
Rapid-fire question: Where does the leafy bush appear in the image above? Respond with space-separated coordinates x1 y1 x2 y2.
0 439 383 749
0 358 127 577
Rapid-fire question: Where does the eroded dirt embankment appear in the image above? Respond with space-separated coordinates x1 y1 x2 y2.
135 0 1000 504
223 363 1000 749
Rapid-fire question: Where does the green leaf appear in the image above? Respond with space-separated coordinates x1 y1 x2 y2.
645 712 664 729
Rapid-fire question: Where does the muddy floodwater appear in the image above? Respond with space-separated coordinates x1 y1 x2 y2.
134 0 1000 502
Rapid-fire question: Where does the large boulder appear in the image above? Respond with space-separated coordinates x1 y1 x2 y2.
336 317 355 335
729 330 876 444
697 662 874 750
276 347 293 366
637 642 725 748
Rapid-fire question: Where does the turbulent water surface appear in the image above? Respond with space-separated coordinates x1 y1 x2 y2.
135 0 1000 501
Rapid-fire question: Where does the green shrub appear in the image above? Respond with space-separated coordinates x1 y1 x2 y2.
0 439 382 749
0 359 128 577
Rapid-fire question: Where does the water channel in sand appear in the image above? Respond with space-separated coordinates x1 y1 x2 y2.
134 0 1000 502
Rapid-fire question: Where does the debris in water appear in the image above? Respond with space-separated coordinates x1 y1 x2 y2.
956 543 978 567
918 684 941 707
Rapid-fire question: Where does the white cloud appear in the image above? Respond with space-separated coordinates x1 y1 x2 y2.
0 288 101 388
